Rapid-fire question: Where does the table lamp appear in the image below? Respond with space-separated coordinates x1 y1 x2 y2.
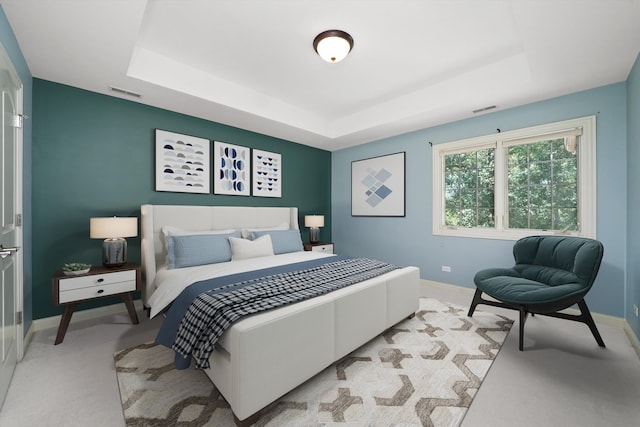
90 217 138 267
304 215 324 243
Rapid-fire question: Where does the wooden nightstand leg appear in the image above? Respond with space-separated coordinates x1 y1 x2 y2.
55 303 77 345
121 293 139 324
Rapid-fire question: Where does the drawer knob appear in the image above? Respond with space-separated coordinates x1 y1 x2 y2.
97 289 104 294
97 278 104 283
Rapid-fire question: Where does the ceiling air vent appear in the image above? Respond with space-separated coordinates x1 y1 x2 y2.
108 86 142 99
472 105 496 114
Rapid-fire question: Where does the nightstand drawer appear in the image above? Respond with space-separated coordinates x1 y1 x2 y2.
58 269 136 292
311 243 334 253
59 278 136 303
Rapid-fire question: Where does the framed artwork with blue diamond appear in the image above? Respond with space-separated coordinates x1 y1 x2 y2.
351 152 405 216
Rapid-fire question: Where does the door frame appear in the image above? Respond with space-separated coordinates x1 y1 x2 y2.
0 41 24 361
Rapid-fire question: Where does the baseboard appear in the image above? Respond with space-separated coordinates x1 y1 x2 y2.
25 281 640 359
21 322 35 361
422 279 475 297
623 322 640 359
422 279 640 356
31 300 146 333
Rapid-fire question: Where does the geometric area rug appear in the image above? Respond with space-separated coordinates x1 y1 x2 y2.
114 298 513 427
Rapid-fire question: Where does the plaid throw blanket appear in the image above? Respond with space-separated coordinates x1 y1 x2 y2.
172 257 398 369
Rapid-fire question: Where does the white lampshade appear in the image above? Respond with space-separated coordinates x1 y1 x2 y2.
313 30 354 63
90 217 137 239
305 215 325 228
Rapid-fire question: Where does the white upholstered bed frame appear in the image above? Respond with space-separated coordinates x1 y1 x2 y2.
140 204 420 424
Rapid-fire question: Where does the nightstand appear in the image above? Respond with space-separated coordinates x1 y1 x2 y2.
51 262 140 345
303 242 334 254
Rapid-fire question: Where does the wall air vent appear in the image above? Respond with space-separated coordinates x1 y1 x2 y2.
108 86 142 99
472 105 497 114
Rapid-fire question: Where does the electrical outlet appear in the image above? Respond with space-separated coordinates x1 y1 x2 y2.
634 304 639 317
441 265 451 272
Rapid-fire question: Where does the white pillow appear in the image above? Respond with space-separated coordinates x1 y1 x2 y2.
241 222 289 239
229 235 274 261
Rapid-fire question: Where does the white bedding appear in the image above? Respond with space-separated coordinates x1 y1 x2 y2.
147 251 335 317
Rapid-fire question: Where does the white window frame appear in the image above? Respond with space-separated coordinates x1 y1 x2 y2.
432 116 596 240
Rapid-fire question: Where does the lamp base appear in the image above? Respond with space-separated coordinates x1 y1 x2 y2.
309 227 320 243
102 238 127 267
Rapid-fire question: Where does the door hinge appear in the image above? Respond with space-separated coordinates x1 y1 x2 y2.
12 114 23 129
16 213 22 227
16 311 22 325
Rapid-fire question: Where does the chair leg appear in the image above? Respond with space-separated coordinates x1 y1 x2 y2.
577 299 606 348
468 288 532 350
519 307 528 351
468 288 483 317
467 290 602 350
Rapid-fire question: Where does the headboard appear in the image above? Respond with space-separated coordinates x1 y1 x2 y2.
140 204 299 305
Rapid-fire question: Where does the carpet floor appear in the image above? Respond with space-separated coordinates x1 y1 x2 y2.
114 298 512 426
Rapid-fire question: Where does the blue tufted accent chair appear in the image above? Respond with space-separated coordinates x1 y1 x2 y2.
468 235 605 351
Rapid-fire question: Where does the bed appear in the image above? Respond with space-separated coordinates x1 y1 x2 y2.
140 204 420 424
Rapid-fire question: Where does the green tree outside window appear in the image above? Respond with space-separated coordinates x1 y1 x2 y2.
444 138 578 232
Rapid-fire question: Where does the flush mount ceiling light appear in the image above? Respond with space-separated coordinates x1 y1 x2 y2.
313 30 354 63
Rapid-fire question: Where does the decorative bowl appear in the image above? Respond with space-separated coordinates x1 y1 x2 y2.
62 263 91 276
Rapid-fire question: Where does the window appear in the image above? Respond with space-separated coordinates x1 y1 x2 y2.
433 116 596 240
444 148 495 228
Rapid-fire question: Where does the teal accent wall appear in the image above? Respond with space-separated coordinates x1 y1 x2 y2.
627 52 640 338
1 5 33 333
32 79 331 319
332 83 628 320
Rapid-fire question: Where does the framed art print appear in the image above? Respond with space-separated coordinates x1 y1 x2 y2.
155 129 210 194
213 141 250 196
352 152 405 216
252 149 281 197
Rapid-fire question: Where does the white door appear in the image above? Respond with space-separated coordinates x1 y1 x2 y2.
0 42 23 409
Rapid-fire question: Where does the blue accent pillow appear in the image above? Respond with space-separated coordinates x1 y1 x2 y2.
250 229 303 254
166 231 240 269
